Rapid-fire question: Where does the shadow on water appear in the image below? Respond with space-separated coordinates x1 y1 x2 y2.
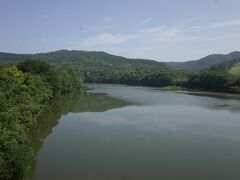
176 91 240 113
29 88 132 178
87 84 240 113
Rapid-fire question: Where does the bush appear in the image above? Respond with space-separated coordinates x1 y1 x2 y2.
186 71 236 92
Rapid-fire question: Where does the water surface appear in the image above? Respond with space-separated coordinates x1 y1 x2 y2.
31 84 240 180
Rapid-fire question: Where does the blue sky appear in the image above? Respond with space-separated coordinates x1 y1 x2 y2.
1 0 240 61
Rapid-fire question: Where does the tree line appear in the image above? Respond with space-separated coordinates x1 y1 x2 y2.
71 56 239 93
186 71 240 93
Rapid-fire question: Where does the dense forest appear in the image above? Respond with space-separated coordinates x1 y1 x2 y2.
0 50 189 87
186 71 240 93
185 58 240 93
0 60 82 179
0 50 240 92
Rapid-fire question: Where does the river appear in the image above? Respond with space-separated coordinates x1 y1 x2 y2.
30 84 240 180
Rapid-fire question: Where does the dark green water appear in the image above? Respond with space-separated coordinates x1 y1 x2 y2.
30 84 240 180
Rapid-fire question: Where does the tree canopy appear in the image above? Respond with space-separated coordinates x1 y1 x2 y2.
0 60 82 179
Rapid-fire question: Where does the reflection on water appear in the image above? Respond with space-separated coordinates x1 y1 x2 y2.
31 84 240 180
30 88 132 177
87 84 240 112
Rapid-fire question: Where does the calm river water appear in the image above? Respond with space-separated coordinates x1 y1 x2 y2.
30 84 240 180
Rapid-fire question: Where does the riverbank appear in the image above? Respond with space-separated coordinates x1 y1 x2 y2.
158 86 240 99
86 83 240 100
159 86 240 99
177 90 240 100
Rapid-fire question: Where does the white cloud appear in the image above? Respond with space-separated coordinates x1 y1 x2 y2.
212 19 240 28
141 17 152 25
103 17 113 23
140 26 165 33
80 24 201 49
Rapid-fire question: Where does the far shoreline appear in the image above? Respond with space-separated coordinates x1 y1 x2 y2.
84 83 240 100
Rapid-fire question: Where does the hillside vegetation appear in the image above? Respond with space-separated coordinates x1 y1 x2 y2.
229 63 240 76
0 50 187 87
0 50 240 93
183 57 240 93
1 50 240 71
166 51 240 70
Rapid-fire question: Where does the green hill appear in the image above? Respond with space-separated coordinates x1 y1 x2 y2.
166 51 240 71
0 50 164 65
1 50 240 72
1 49 239 88
0 50 186 87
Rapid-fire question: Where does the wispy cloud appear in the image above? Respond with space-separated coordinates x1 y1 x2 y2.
103 17 114 23
80 24 200 49
140 26 165 33
77 17 240 60
212 19 240 28
141 17 152 25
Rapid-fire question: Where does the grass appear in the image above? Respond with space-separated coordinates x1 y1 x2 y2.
159 86 186 91
229 63 240 76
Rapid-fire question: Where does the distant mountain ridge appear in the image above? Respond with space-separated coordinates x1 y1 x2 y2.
166 51 240 70
0 50 165 66
0 50 240 71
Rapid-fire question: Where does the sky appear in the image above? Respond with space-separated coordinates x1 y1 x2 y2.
1 0 240 61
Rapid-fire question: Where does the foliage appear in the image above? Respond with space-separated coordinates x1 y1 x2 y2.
18 59 82 96
229 62 240 76
0 50 186 87
0 60 81 179
186 71 237 92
